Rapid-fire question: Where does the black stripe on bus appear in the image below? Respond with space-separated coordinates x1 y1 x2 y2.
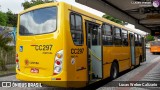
76 67 86 71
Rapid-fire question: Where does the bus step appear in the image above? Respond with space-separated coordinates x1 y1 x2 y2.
89 79 101 84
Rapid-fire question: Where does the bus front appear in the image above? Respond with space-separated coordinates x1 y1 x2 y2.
150 41 160 54
16 3 66 87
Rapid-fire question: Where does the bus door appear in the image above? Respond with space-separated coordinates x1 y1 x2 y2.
129 33 136 66
142 37 146 62
85 21 103 82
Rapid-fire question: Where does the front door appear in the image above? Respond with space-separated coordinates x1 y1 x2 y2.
85 21 102 82
130 33 136 66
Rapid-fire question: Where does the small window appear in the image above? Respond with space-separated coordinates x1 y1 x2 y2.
75 15 82 30
70 13 83 45
135 34 139 46
102 24 113 45
114 27 122 45
122 29 128 46
71 14 75 29
138 35 142 46
92 26 100 45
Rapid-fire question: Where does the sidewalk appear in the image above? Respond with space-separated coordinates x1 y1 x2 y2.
97 56 160 90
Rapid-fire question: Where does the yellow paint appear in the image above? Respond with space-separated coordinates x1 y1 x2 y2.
16 2 144 88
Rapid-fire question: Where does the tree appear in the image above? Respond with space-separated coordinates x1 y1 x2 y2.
6 10 17 27
0 11 8 26
22 0 53 9
0 10 17 27
0 29 13 71
146 34 154 42
102 14 126 25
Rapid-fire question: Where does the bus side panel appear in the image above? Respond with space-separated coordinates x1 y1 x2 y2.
150 46 160 53
103 46 113 78
135 47 140 65
114 47 130 72
63 6 87 87
118 47 131 71
103 46 130 78
139 46 143 63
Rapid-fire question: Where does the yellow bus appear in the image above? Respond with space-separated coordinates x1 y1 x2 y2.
150 41 160 54
16 2 146 88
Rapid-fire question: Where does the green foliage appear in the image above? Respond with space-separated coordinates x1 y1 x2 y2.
0 10 17 27
0 29 13 71
0 29 13 52
22 0 52 9
102 14 126 25
0 11 8 26
146 34 154 42
6 10 17 27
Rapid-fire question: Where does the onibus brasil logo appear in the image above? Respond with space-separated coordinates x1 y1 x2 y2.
153 0 160 7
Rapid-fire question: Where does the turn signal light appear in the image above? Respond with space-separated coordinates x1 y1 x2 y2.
56 53 62 58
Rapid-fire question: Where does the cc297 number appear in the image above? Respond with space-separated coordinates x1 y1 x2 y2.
34 45 53 51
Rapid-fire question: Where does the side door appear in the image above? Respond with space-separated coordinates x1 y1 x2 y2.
85 21 103 82
142 37 146 62
129 33 136 66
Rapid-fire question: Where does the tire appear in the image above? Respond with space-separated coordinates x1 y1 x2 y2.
110 62 119 80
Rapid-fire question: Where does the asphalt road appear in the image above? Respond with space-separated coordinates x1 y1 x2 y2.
0 49 160 90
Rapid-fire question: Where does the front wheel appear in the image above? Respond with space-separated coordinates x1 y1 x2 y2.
110 62 119 80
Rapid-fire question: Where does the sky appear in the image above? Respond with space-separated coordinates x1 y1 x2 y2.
0 0 104 17
0 0 25 14
0 0 146 35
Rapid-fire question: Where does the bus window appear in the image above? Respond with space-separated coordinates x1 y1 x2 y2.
102 24 113 45
138 35 142 46
150 41 160 46
20 7 57 35
122 29 128 46
114 27 122 45
135 34 138 46
92 25 100 45
71 14 75 29
70 13 83 45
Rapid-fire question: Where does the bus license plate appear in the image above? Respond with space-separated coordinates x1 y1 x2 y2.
31 68 39 73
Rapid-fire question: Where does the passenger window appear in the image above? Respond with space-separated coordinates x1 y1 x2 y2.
70 13 83 45
135 34 138 46
75 15 82 30
102 24 113 45
122 29 128 46
71 14 75 29
92 26 100 45
114 27 122 45
138 35 142 46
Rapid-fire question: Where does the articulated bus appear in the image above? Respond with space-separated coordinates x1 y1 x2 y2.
150 41 160 54
16 2 146 88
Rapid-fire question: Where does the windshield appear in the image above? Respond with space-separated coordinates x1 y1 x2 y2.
150 41 160 46
19 7 57 35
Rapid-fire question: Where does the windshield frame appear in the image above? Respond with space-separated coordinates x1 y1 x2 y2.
19 6 58 36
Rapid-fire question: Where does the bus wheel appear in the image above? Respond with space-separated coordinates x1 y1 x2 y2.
110 62 119 80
